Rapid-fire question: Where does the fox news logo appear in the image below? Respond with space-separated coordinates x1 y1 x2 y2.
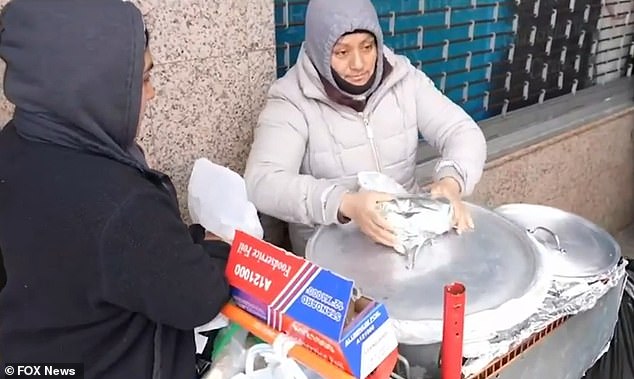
4 363 83 378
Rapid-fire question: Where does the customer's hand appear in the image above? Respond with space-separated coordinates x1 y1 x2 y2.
339 191 396 247
188 224 227 242
428 177 474 234
204 232 223 241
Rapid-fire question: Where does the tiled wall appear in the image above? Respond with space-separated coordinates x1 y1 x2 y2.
274 0 633 122
0 0 277 218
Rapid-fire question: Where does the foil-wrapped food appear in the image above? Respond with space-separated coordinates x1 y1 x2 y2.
358 171 454 269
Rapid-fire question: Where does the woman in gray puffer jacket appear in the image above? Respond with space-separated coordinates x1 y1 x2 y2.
244 0 487 255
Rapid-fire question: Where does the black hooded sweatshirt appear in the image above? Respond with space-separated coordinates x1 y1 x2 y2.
0 1 230 378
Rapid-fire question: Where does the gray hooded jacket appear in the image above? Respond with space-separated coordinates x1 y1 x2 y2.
244 0 487 253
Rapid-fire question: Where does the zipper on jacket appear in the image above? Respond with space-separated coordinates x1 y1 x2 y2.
361 113 382 173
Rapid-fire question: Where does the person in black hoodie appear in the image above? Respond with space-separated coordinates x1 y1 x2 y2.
0 1 231 378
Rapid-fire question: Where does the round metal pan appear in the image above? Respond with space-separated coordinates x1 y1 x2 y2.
495 203 621 278
305 203 547 322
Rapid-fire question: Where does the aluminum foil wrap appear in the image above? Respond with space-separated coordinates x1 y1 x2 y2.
357 171 454 269
378 196 453 269
459 256 629 378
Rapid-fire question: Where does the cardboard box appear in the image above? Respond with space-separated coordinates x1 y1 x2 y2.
226 231 398 378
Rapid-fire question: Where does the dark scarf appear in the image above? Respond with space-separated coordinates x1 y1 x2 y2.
318 55 394 112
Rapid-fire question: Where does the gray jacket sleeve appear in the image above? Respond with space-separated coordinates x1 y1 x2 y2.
413 70 487 195
244 97 348 226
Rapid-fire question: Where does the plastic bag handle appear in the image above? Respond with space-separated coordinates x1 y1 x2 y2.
243 335 308 379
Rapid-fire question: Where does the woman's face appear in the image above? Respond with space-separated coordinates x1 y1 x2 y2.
137 49 155 136
330 32 377 86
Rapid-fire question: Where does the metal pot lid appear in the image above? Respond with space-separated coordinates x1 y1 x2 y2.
494 203 621 278
305 203 546 322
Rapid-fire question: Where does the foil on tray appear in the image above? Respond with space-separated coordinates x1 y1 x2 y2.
378 194 454 269
357 171 454 269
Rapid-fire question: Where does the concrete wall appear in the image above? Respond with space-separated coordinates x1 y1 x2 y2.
468 108 634 233
0 0 277 219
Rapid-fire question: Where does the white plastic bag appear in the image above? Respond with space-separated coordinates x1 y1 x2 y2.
187 158 264 243
202 324 250 379
231 343 307 379
357 171 407 194
194 314 230 354
231 335 319 379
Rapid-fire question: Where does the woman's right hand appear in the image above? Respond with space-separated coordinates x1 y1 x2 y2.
339 191 396 247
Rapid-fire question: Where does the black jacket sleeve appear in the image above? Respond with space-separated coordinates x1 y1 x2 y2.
98 188 231 330
0 246 5 293
188 223 232 260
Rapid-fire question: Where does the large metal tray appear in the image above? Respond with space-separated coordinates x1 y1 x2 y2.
306 203 547 322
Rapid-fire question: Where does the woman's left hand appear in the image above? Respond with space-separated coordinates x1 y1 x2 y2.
428 177 474 234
